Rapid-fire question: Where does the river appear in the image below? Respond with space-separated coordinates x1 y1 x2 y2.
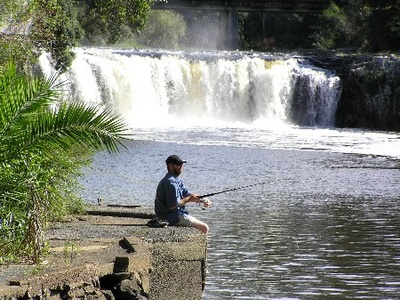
41 48 400 299
79 125 400 300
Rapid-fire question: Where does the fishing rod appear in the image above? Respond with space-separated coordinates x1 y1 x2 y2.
198 181 269 200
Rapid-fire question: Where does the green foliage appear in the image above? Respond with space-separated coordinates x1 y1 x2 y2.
0 0 32 24
240 12 318 51
136 10 187 49
0 1 35 68
79 0 152 44
0 151 86 262
365 0 400 51
30 0 84 71
312 0 400 51
63 241 80 264
0 36 35 70
239 1 399 52
0 0 156 68
312 2 349 49
0 0 83 71
0 63 130 262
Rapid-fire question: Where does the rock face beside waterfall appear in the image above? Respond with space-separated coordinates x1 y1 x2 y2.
309 54 400 131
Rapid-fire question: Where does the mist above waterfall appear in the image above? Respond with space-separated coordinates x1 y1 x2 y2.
39 48 341 129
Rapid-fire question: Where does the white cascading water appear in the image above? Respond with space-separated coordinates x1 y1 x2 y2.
39 48 341 129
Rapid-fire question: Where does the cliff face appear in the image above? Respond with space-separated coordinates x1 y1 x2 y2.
308 54 400 131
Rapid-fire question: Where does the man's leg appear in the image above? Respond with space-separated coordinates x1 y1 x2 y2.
177 214 209 234
190 216 209 234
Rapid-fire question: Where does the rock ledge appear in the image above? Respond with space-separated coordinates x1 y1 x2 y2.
0 205 207 300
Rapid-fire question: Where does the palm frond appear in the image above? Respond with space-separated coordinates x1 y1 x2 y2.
1 63 130 160
0 63 61 143
20 101 131 157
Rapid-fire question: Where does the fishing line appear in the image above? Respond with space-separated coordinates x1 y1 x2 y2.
198 181 269 199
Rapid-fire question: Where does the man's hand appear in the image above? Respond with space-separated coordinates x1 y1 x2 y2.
187 194 200 203
177 194 199 207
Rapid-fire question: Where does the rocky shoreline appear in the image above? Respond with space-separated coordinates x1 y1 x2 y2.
0 205 208 300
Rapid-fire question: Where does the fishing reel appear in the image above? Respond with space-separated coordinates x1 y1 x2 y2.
199 197 211 210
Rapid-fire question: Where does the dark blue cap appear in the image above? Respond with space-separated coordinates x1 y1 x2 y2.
165 155 187 165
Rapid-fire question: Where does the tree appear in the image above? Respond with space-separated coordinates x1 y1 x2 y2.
312 0 400 51
0 0 30 24
30 0 84 71
311 2 353 49
79 0 153 44
240 12 318 50
1 0 153 70
0 63 130 262
0 0 36 68
364 0 400 51
0 0 83 71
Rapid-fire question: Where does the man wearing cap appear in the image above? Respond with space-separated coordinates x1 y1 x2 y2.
154 155 210 234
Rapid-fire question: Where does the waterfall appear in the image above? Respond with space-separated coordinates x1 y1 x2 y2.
39 48 341 129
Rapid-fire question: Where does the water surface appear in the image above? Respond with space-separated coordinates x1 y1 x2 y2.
80 126 400 299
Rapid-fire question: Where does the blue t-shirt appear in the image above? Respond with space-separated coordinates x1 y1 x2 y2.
154 172 191 225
